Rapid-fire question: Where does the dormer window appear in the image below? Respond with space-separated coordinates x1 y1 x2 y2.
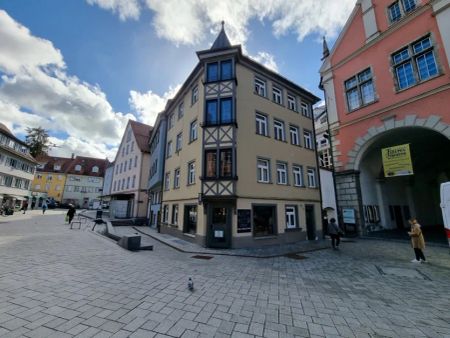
75 164 81 172
92 166 99 173
54 164 61 171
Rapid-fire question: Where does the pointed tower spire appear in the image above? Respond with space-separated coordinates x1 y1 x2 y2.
321 36 330 60
210 21 231 50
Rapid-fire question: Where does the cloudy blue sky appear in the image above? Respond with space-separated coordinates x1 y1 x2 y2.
0 0 355 160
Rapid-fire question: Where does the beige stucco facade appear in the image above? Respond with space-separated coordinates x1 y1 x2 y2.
159 28 321 248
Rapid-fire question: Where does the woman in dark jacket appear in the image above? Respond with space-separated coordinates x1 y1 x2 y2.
67 204 76 224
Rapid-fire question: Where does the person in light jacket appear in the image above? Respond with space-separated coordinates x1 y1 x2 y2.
327 218 343 250
408 218 426 263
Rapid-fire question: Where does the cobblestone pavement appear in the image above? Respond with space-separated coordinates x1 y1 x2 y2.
0 212 450 338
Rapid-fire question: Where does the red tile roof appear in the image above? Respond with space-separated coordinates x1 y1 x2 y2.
129 120 153 153
36 155 109 177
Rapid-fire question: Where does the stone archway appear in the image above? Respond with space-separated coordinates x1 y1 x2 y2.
338 115 450 240
345 115 450 171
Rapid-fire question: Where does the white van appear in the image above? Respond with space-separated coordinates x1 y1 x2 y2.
440 182 450 247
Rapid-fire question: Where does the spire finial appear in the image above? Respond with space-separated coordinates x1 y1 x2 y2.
221 20 225 30
321 36 330 60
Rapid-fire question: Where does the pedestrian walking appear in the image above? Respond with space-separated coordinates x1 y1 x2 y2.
42 201 48 214
408 218 426 263
328 218 344 250
66 204 76 224
31 200 35 210
22 200 28 214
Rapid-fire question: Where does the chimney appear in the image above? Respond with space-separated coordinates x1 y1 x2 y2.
71 153 75 159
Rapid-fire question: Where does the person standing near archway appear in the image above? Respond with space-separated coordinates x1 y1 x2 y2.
408 218 426 263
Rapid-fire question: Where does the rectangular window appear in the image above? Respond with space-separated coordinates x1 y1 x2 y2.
174 168 180 189
113 181 117 191
301 102 311 117
188 161 195 185
168 113 175 129
293 165 304 187
254 77 266 97
345 68 375 111
221 60 232 80
131 141 134 152
392 36 438 90
205 150 217 178
135 155 138 167
119 163 123 173
132 175 136 188
307 168 317 188
178 102 184 119
172 204 179 225
220 149 232 177
276 162 287 185
126 177 130 189
176 133 183 152
285 206 298 229
257 158 270 183
303 130 313 149
253 205 276 237
389 0 416 23
287 94 296 111
123 161 127 172
190 120 198 142
289 125 300 146
272 86 283 105
319 149 332 168
207 62 219 82
274 120 285 141
166 141 173 158
164 172 170 191
162 205 169 223
191 85 199 105
206 100 218 125
220 98 232 123
255 113 268 136
129 158 132 170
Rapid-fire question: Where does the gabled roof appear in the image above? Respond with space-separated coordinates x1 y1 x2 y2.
129 120 153 153
65 156 109 177
210 21 231 50
0 123 37 163
36 155 73 173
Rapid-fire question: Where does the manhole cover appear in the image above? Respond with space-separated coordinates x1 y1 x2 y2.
284 253 307 260
191 255 213 260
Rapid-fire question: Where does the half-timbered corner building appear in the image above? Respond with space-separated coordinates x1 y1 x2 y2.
160 23 321 248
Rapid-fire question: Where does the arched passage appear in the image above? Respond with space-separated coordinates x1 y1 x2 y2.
356 126 450 241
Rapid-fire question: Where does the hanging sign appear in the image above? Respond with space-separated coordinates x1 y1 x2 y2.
382 144 414 177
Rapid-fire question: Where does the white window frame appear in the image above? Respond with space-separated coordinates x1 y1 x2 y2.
188 162 196 185
276 162 287 185
254 77 266 97
176 133 183 152
164 172 170 191
174 168 180 189
190 120 198 142
255 113 268 136
192 86 199 105
293 165 304 187
301 102 311 117
289 125 300 146
274 120 285 141
285 206 298 229
257 158 270 183
172 204 179 225
287 94 297 111
178 102 184 119
272 86 283 105
307 168 317 188
303 130 313 149
166 141 173 158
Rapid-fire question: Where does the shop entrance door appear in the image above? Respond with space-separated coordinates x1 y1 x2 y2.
206 205 232 248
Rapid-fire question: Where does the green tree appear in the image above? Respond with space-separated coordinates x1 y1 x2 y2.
25 127 50 158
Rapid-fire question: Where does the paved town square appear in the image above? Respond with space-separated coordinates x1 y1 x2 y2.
0 212 449 338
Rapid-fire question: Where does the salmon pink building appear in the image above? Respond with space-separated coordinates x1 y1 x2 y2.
320 0 450 237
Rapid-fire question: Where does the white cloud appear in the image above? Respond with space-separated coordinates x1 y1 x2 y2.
251 52 278 73
88 0 356 46
86 0 140 21
129 84 181 125
0 10 134 159
48 136 117 160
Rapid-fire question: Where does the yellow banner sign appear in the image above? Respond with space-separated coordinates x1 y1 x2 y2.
382 144 414 177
